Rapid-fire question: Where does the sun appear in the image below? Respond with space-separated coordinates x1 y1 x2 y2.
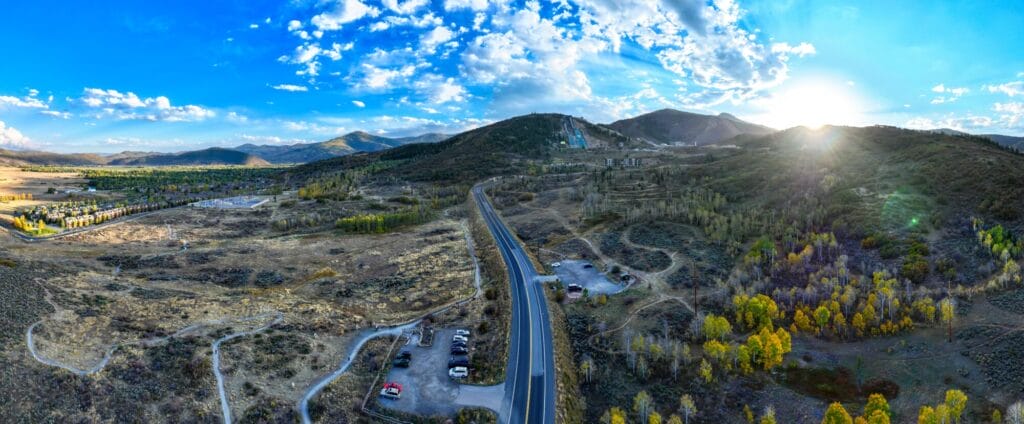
755 78 864 130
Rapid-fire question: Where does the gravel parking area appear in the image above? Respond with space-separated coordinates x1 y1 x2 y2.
553 259 625 295
380 328 504 417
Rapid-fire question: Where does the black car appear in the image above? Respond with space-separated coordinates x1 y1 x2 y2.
451 346 469 355
451 341 467 349
448 356 470 369
397 351 412 359
392 357 411 368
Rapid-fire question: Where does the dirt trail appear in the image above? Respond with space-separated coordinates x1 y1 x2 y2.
213 313 285 424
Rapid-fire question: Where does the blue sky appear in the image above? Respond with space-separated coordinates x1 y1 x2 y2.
0 0 1022 153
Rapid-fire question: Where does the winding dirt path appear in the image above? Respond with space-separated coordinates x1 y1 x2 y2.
213 312 285 424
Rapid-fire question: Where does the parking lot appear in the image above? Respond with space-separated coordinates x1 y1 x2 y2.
379 328 504 417
553 259 626 295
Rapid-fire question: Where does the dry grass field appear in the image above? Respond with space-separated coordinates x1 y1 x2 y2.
0 184 481 422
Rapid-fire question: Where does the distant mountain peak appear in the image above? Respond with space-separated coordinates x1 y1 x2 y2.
607 109 774 146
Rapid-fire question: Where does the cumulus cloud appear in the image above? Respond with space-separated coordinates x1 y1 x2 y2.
357 64 417 90
930 83 969 104
904 115 994 132
994 102 1024 127
0 94 48 109
352 100 366 107
984 80 1024 97
905 101 1024 134
277 0 815 116
239 134 310 145
414 74 468 104
41 110 72 119
78 88 214 122
311 0 380 31
0 120 30 148
444 0 489 11
381 0 429 15
272 84 309 92
280 42 350 77
420 26 455 53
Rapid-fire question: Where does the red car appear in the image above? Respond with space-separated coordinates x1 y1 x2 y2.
380 382 403 399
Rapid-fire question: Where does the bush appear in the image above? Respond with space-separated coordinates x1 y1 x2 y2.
900 255 929 284
908 241 930 256
861 235 878 249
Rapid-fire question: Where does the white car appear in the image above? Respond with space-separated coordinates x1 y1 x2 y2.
455 329 471 337
551 262 561 268
449 366 469 379
452 334 468 343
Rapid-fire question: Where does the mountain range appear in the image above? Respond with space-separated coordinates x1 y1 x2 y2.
4 110 1023 167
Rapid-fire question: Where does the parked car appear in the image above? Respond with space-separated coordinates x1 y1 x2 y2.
448 356 470 369
380 382 402 399
455 329 471 337
392 357 411 368
449 366 469 379
452 334 468 343
451 346 469 355
397 351 412 359
567 283 584 293
451 341 467 348
551 262 561 268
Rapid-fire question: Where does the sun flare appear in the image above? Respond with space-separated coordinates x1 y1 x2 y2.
756 78 864 130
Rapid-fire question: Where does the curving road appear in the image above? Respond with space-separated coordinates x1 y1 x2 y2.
472 185 555 424
298 322 420 424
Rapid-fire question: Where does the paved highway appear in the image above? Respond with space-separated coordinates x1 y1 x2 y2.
472 185 556 424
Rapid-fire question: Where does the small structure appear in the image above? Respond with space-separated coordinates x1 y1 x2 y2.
191 196 269 209
604 157 642 168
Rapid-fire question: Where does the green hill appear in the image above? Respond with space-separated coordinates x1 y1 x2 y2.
288 113 632 183
607 108 774 146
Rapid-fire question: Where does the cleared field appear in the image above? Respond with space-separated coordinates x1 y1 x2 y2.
0 185 481 422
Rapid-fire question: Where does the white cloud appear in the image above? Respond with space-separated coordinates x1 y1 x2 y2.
352 100 366 107
249 23 259 29
0 94 47 109
265 17 272 24
905 101 1024 133
420 26 455 53
272 84 309 92
311 0 380 31
41 110 72 119
772 42 816 57
984 81 1024 97
277 0 816 116
239 134 310 145
994 102 1024 127
226 111 249 123
381 0 429 15
904 115 994 132
930 83 969 104
357 64 417 90
444 0 489 11
415 75 468 104
78 88 214 122
287 20 303 31
0 120 30 148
